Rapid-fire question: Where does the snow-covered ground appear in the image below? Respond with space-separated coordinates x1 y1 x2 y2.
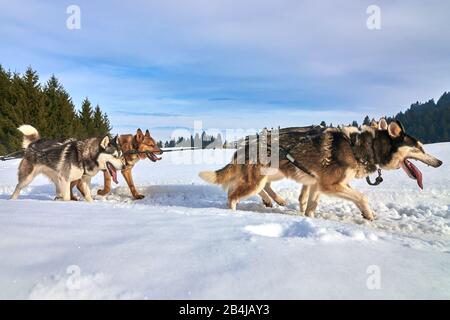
0 143 449 299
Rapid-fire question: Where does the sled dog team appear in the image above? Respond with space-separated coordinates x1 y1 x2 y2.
11 119 442 221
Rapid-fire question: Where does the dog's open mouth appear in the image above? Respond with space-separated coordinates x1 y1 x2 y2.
146 152 162 162
106 162 119 184
401 159 423 190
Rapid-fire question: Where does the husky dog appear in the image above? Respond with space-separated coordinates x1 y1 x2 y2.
199 119 443 220
11 125 125 202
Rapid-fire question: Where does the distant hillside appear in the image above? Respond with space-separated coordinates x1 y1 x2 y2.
389 92 450 143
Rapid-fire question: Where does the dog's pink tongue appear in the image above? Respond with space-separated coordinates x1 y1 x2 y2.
407 159 423 190
111 169 118 184
106 163 119 184
112 170 119 184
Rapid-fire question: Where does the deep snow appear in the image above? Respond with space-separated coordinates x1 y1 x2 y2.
0 143 449 299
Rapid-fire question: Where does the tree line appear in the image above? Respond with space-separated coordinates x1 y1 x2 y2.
388 92 450 143
1 65 449 155
0 66 111 155
157 132 225 149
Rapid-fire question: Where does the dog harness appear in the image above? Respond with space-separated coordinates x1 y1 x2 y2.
278 146 315 178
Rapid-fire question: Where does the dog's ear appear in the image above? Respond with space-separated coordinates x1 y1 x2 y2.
370 119 378 129
145 129 151 137
100 135 110 149
135 129 144 143
113 134 120 145
388 121 403 138
378 118 388 130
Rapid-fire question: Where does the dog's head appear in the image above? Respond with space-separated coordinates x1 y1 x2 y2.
133 128 163 162
375 119 442 189
97 135 125 184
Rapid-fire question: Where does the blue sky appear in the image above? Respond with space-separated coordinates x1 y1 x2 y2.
1 0 450 139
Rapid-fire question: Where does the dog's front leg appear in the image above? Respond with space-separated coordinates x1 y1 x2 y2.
78 176 93 202
305 184 320 218
264 182 287 206
54 183 62 200
259 189 273 207
59 179 71 201
323 184 374 221
97 170 111 196
122 167 144 200
70 180 84 201
299 185 310 213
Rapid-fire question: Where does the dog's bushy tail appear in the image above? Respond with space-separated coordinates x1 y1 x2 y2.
199 164 235 185
17 125 40 149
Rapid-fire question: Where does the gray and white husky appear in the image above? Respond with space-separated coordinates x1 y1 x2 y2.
11 125 125 202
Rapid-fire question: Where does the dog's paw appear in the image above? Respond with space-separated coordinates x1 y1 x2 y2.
133 194 145 200
97 189 110 196
262 200 273 208
275 198 287 207
305 211 315 218
362 211 375 221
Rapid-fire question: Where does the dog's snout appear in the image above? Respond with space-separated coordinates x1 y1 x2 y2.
428 157 443 168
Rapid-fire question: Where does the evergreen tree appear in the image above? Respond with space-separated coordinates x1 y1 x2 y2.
363 116 370 126
0 66 19 153
43 75 78 139
215 133 223 148
201 131 207 148
194 133 201 148
176 137 184 147
101 111 112 135
92 105 104 135
78 98 95 138
11 67 46 131
92 104 111 137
